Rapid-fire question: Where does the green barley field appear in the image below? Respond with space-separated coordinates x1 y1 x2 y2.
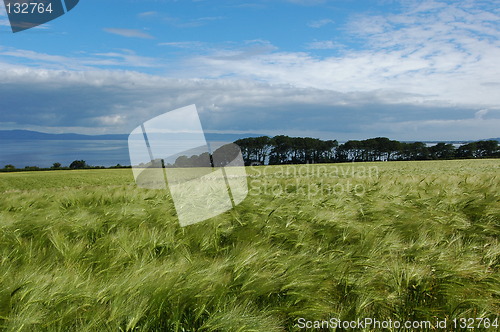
0 159 499 331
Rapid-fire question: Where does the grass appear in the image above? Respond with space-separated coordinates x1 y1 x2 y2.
0 160 499 331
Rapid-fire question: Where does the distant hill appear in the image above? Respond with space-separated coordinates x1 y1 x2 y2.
0 130 127 141
0 130 262 142
205 133 262 142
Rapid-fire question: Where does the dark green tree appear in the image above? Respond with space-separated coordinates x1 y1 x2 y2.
399 142 429 161
476 140 499 157
456 142 477 159
212 143 241 167
235 136 273 165
69 160 87 169
269 135 293 165
429 143 455 160
174 155 190 167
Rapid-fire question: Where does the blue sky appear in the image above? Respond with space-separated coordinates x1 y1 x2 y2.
0 0 499 140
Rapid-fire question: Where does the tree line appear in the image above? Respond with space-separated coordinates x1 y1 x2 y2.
234 136 500 165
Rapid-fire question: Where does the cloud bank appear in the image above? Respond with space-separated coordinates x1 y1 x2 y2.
0 0 499 141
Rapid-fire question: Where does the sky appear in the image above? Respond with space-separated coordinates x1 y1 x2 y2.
0 0 499 141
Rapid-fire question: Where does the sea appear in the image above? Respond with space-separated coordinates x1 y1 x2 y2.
0 140 130 168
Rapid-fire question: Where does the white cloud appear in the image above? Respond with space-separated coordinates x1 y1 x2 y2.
138 11 157 18
306 40 338 49
285 0 326 5
139 11 224 28
103 28 154 39
474 108 500 120
308 19 333 28
0 47 160 69
176 0 500 109
158 41 206 49
0 65 496 140
94 115 127 126
0 48 89 69
92 49 160 68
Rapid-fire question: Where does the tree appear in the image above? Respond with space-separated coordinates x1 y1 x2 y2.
253 136 273 164
476 140 499 157
3 164 16 170
320 140 338 162
212 143 241 167
174 155 190 167
429 143 455 160
235 136 273 165
269 135 293 165
69 160 87 169
456 142 477 159
51 162 62 169
456 140 499 158
399 142 429 161
340 140 363 161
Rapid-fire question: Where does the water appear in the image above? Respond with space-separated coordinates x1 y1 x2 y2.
0 140 130 168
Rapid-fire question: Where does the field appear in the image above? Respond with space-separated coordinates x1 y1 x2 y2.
0 160 499 331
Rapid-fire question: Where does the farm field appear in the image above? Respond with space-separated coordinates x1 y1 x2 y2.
0 159 499 331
